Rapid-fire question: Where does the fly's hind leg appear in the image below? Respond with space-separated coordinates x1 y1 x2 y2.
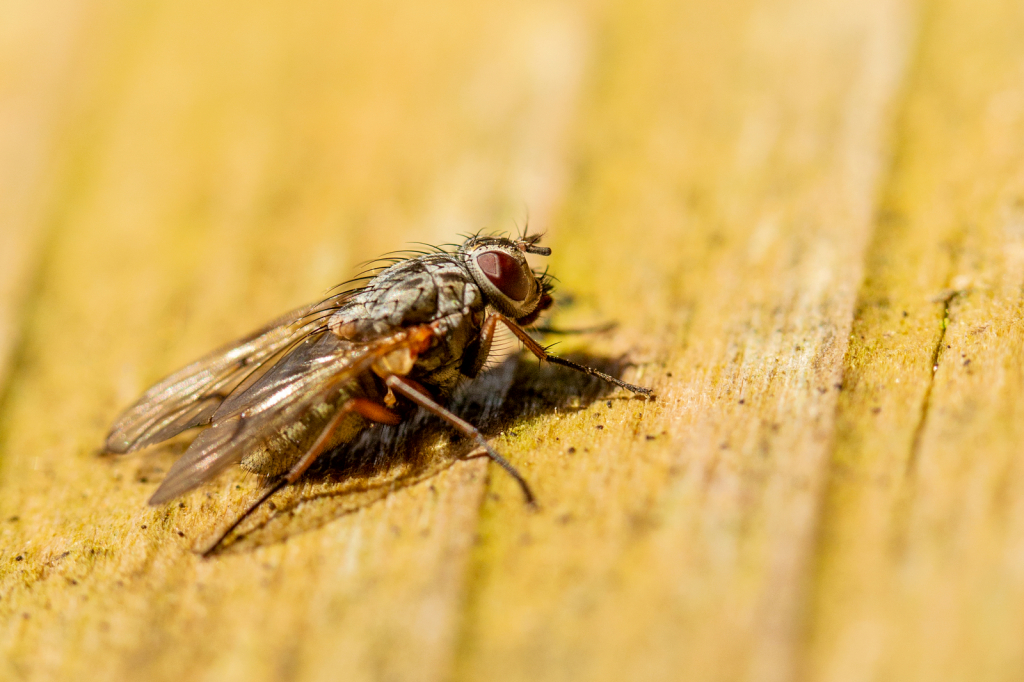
197 398 401 556
384 374 536 505
284 398 400 483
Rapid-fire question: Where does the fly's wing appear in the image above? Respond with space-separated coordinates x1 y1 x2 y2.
146 328 423 504
105 302 331 454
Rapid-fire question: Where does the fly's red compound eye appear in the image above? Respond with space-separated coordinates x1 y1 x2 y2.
476 250 531 301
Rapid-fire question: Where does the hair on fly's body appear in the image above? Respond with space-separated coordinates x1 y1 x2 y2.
105 230 653 555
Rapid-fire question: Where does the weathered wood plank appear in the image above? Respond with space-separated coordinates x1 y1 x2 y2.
805 1 1024 680
0 0 89 387
453 1 912 681
7 0 1024 680
0 1 589 680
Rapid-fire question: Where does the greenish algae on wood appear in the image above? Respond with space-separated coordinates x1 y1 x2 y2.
0 1 590 680
805 1 1024 680
454 1 911 681
0 0 91 388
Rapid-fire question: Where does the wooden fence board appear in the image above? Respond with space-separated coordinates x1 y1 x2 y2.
4 0 1024 681
806 2 1024 680
0 0 89 389
453 1 911 681
0 1 589 680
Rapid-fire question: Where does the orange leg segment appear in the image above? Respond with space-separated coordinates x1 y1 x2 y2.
197 396 400 557
285 398 400 483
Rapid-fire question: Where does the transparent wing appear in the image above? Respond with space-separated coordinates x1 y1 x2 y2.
147 328 425 504
105 302 331 454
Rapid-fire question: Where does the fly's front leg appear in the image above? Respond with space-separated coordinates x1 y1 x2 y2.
487 313 654 397
385 374 536 505
462 312 501 378
532 321 617 336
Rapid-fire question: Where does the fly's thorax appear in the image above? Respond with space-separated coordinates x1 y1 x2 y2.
329 257 483 341
408 305 487 396
321 255 489 398
321 236 552 398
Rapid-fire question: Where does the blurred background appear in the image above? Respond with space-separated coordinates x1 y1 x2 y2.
1 0 603 373
3 0 1024 681
0 0 909 373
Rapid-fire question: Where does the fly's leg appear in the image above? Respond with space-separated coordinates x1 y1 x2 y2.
284 398 400 483
532 321 617 335
197 398 401 556
385 374 536 505
478 313 654 397
194 479 289 557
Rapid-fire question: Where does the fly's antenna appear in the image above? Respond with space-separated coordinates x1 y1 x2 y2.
517 232 550 256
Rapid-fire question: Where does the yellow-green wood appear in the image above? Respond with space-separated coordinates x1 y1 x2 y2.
2 0 1023 680
806 1 1024 680
0 0 84 387
0 1 588 680
456 1 911 680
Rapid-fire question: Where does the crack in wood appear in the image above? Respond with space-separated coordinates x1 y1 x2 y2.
904 287 960 477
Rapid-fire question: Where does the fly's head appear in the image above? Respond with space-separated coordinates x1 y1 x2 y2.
460 233 554 324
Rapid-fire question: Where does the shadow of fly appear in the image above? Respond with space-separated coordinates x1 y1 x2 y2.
105 231 653 554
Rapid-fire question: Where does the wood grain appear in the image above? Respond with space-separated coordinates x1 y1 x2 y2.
805 1 1024 680
0 0 89 387
0 1 588 680
2 0 1024 681
455 1 910 681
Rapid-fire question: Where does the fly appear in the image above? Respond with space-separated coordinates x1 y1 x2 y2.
106 232 652 553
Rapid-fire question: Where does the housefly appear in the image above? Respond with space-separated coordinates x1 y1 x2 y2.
106 232 652 553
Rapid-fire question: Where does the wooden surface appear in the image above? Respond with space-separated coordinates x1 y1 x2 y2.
1 0 1023 680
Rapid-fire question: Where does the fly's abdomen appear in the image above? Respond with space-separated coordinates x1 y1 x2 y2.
239 384 369 478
